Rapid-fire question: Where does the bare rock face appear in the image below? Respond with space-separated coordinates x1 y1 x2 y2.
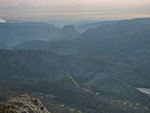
1 94 50 113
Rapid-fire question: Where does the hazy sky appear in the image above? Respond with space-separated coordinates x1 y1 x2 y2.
0 0 150 22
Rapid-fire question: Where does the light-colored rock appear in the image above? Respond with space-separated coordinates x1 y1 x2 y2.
0 94 50 113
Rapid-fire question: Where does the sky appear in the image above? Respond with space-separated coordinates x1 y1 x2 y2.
0 0 150 22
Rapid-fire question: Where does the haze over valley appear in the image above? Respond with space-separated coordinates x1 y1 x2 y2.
0 0 150 113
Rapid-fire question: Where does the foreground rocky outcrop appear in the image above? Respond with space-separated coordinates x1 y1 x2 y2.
0 94 50 113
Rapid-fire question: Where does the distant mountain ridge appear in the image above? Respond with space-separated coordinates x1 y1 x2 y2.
77 17 150 32
0 23 81 49
0 22 59 48
14 20 150 57
1 49 150 90
53 25 80 40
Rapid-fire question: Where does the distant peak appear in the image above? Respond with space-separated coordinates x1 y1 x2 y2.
61 25 75 31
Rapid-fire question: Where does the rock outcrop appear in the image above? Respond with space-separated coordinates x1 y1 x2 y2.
0 94 50 113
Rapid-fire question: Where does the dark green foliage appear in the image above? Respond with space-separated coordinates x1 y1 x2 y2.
0 80 150 113
0 106 17 113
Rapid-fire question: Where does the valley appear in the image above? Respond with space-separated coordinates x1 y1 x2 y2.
0 17 150 113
